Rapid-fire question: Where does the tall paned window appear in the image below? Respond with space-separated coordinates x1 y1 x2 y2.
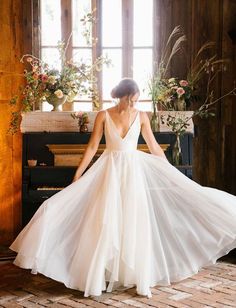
40 0 62 70
102 0 122 109
72 0 93 111
39 0 154 111
133 0 153 110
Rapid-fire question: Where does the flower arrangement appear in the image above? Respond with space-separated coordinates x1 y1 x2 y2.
17 52 85 110
8 12 111 134
159 40 236 137
148 26 236 164
153 77 193 111
10 43 110 112
71 111 90 132
148 26 236 128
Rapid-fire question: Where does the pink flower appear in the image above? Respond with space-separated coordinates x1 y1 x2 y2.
26 57 33 62
176 87 185 96
179 80 188 87
75 111 83 117
41 74 48 83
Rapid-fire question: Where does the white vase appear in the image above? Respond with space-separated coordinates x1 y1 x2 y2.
172 133 183 165
175 98 186 111
150 102 160 132
47 95 67 111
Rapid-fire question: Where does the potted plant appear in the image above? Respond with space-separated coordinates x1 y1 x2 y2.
71 111 90 133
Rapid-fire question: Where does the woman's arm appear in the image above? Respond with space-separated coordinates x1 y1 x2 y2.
73 111 105 182
140 111 168 160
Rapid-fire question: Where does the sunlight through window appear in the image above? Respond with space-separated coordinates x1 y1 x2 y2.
102 49 122 100
102 0 122 47
41 0 61 46
40 0 155 110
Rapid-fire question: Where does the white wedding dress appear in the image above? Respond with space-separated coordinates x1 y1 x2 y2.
10 109 236 298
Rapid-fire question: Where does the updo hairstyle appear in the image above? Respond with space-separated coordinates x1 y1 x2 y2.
111 78 140 99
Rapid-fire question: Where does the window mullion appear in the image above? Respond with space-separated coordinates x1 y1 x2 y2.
32 0 41 58
61 0 73 110
93 0 102 110
61 0 72 59
122 0 133 78
153 0 159 73
122 0 128 77
128 0 133 78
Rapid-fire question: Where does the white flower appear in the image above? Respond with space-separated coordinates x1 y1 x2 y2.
54 89 64 98
168 78 176 83
48 75 57 85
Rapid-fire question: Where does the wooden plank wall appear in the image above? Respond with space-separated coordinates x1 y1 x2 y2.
221 0 236 193
0 0 24 245
0 0 235 245
159 0 236 194
191 0 236 194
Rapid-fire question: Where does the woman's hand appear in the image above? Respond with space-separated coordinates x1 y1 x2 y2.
72 111 105 183
140 111 168 161
72 174 80 183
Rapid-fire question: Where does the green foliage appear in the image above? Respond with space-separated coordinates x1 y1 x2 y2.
148 77 193 111
9 96 18 106
8 111 20 134
161 113 190 136
8 11 111 134
148 26 236 136
71 111 89 127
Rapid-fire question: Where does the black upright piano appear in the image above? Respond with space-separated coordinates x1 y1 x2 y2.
22 132 193 226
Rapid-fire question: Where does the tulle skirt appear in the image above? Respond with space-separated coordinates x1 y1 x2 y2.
10 149 236 297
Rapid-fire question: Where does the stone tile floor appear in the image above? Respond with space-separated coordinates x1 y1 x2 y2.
0 257 236 308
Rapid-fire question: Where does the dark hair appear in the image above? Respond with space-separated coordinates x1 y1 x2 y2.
111 78 140 99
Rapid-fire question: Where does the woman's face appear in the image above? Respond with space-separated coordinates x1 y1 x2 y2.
129 92 140 107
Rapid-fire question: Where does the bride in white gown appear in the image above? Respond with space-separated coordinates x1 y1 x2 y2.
10 78 236 298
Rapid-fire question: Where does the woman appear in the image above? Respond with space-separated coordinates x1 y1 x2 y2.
10 78 236 298
73 78 167 182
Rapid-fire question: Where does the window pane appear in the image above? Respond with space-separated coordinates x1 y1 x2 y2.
103 102 116 109
73 48 92 65
74 86 92 101
41 0 61 46
74 102 93 111
136 102 152 111
72 49 92 101
72 0 92 47
102 49 122 100
42 101 53 111
41 48 61 70
133 0 153 47
102 0 122 47
133 49 153 100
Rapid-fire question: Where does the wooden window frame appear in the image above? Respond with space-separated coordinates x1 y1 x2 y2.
33 0 156 111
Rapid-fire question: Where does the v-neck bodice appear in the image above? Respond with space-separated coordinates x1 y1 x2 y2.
104 109 141 151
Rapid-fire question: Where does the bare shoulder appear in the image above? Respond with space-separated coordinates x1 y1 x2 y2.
106 106 117 115
139 110 149 125
95 109 106 120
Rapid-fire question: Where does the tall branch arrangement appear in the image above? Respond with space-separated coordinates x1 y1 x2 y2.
148 26 236 136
